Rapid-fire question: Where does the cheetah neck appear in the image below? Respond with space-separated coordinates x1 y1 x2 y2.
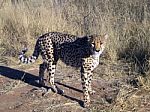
91 51 102 70
92 51 103 59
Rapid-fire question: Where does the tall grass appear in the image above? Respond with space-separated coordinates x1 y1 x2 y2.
0 0 150 74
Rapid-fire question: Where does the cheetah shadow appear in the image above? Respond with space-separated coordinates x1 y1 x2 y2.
0 66 84 106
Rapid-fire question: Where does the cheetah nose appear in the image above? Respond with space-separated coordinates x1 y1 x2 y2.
95 50 100 52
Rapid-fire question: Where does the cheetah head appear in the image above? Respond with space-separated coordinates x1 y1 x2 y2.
88 34 108 54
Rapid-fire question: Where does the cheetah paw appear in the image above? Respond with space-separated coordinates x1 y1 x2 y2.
89 90 96 95
83 101 90 108
51 86 64 95
56 87 64 94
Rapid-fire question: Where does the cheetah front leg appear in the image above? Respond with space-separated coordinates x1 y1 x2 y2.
88 72 96 94
81 67 91 107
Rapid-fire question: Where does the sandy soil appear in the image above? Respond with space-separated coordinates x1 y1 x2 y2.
0 63 150 112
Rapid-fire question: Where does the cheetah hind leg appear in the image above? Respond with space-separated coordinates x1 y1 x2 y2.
39 62 47 86
34 62 51 95
47 64 64 94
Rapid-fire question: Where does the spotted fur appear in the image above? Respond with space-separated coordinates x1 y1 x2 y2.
19 32 108 107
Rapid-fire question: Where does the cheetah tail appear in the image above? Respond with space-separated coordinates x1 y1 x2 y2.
18 47 39 64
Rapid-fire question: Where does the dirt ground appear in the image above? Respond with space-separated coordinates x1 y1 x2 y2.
0 62 150 112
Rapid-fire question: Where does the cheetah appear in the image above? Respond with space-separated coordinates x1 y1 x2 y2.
19 32 108 107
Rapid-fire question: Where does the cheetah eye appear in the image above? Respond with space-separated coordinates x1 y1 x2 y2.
99 41 103 45
91 43 95 47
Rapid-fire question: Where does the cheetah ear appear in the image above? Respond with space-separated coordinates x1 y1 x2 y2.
104 34 108 40
101 34 108 43
87 35 94 42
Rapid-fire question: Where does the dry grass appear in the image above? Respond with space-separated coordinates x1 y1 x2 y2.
0 0 150 63
0 0 150 111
